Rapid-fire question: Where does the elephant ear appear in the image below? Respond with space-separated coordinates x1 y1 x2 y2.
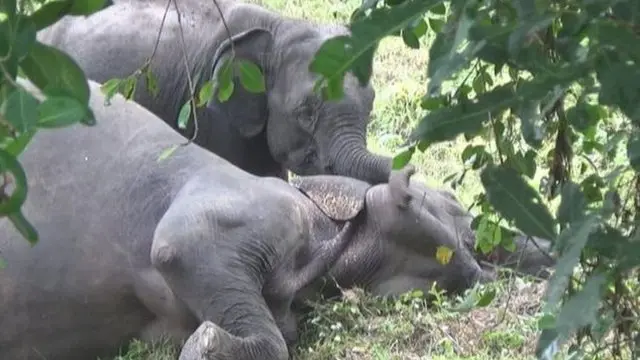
290 175 370 221
210 28 273 138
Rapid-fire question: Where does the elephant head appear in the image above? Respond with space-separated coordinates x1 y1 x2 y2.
406 180 557 279
208 4 392 184
292 165 494 297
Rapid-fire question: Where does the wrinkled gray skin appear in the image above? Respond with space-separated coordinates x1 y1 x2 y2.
37 0 392 183
0 79 488 360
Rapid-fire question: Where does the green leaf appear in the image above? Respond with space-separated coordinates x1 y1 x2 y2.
8 210 38 245
544 215 599 308
515 100 544 148
11 16 37 61
28 1 73 31
120 76 137 99
3 128 36 156
556 181 587 226
626 132 640 172
0 255 5 269
0 148 28 215
476 287 496 307
197 79 215 107
537 314 556 330
413 67 584 145
537 274 606 358
100 78 123 105
236 60 266 93
216 58 234 102
157 144 180 162
410 18 428 38
144 67 159 98
401 28 420 49
426 9 474 96
427 17 444 33
70 0 108 15
591 20 640 63
217 80 234 103
309 36 350 78
481 164 557 240
37 96 87 129
20 41 90 106
507 15 554 59
392 146 415 169
177 101 192 130
0 0 16 16
321 76 346 101
311 0 443 88
596 60 640 125
430 2 446 15
420 95 443 110
2 86 39 133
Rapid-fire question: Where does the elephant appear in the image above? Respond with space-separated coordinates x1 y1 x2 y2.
0 78 492 360
36 0 393 183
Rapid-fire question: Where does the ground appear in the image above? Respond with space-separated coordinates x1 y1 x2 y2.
110 0 551 359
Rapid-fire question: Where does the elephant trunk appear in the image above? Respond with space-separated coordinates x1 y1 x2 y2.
330 130 392 185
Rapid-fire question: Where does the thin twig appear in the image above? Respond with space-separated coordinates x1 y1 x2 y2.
171 0 199 145
211 0 235 56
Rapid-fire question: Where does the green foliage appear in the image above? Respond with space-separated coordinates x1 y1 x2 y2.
312 0 640 358
0 0 107 244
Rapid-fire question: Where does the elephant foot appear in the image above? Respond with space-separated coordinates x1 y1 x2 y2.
179 321 233 360
178 321 290 360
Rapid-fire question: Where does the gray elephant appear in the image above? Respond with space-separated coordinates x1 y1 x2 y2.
0 78 490 360
36 0 392 183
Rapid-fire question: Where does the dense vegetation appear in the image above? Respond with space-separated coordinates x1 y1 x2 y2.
1 0 639 359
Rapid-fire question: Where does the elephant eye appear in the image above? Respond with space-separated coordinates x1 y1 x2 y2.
297 101 319 131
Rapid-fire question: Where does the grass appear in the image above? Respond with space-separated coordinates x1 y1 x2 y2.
112 0 553 359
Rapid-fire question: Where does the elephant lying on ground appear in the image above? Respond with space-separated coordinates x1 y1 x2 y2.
0 79 491 360
37 0 392 183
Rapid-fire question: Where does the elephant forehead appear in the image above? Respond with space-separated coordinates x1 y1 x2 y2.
290 176 367 221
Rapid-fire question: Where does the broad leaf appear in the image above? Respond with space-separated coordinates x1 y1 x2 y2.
2 86 39 133
481 164 557 240
311 0 445 88
11 16 37 61
216 58 234 102
144 67 159 98
426 8 475 96
236 60 266 93
100 78 123 105
20 41 90 106
556 182 587 226
197 79 215 107
3 129 36 156
37 96 87 129
177 101 192 130
28 1 73 30
544 215 599 309
392 146 414 169
537 274 606 359
70 0 109 15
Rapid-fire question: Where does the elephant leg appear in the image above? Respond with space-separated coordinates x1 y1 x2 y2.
150 224 289 360
132 268 198 345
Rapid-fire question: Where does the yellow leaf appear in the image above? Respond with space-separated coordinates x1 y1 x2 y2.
435 246 454 265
